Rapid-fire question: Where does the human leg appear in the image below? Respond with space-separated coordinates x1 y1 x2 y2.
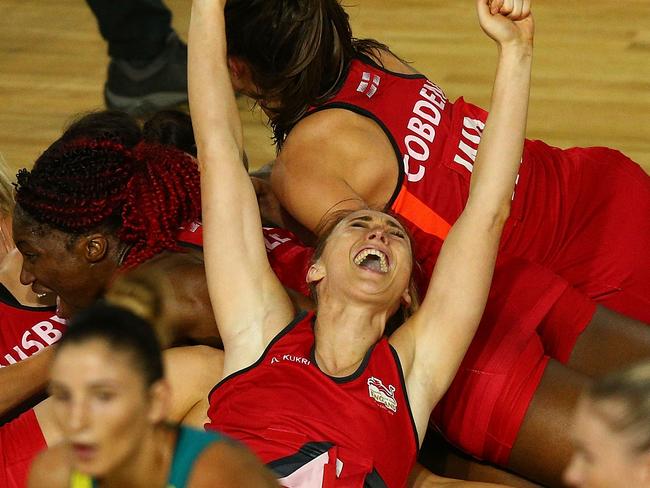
521 257 649 376
86 0 173 60
507 360 589 487
567 305 650 377
408 461 518 487
430 257 599 486
86 0 187 114
419 432 542 488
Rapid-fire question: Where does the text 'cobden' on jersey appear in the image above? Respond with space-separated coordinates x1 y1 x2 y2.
402 81 447 182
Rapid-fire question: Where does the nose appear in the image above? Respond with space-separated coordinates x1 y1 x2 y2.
68 397 90 433
19 264 35 286
366 228 388 244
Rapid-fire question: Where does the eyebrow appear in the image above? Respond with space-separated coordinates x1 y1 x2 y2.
348 215 404 230
50 379 122 390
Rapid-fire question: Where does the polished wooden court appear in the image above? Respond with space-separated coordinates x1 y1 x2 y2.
0 0 648 175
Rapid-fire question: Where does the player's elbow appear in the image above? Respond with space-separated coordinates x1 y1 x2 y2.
464 197 511 234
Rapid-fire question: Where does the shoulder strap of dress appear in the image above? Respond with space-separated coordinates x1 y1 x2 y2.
167 425 226 487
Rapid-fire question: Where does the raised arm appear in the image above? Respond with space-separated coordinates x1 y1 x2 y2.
391 0 534 438
188 0 294 375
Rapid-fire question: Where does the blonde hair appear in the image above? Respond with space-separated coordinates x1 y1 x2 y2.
0 156 16 255
105 267 175 348
0 155 14 217
587 361 650 453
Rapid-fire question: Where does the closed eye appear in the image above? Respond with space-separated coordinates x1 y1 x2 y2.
22 252 37 262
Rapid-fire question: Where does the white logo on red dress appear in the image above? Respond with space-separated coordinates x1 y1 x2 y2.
270 354 311 366
367 376 397 412
356 72 381 98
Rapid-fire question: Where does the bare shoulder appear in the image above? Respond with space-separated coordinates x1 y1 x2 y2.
164 345 223 372
187 440 279 488
272 108 398 231
122 250 218 346
165 346 224 425
279 108 392 170
28 444 72 488
139 248 204 272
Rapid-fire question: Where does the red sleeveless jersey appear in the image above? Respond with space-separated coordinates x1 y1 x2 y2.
177 221 313 297
206 312 418 488
177 220 205 248
309 56 551 288
308 55 606 294
0 285 63 488
0 285 65 368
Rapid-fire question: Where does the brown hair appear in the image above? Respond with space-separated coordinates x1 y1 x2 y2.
310 208 420 334
224 0 390 146
586 361 650 453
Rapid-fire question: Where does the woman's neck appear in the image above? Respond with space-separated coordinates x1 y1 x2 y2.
99 425 175 488
313 296 390 377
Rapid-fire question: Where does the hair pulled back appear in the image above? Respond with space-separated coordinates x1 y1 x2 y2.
58 302 164 387
14 110 201 269
310 208 420 334
106 266 175 348
224 0 388 145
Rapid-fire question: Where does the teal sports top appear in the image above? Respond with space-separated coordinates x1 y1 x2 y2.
70 425 226 488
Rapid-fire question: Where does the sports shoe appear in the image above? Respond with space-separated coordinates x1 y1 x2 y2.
104 32 188 116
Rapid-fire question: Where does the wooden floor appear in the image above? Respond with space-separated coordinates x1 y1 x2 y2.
0 1 648 175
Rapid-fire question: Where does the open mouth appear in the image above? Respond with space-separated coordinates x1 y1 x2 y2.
353 248 389 273
72 442 97 462
31 284 53 299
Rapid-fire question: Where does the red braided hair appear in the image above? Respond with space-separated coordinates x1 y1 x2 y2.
15 114 201 269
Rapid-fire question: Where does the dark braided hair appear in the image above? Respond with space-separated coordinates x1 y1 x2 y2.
14 111 201 269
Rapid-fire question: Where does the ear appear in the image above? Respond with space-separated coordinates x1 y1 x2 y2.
147 379 171 424
306 262 326 284
79 234 109 263
401 286 412 309
227 56 252 91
